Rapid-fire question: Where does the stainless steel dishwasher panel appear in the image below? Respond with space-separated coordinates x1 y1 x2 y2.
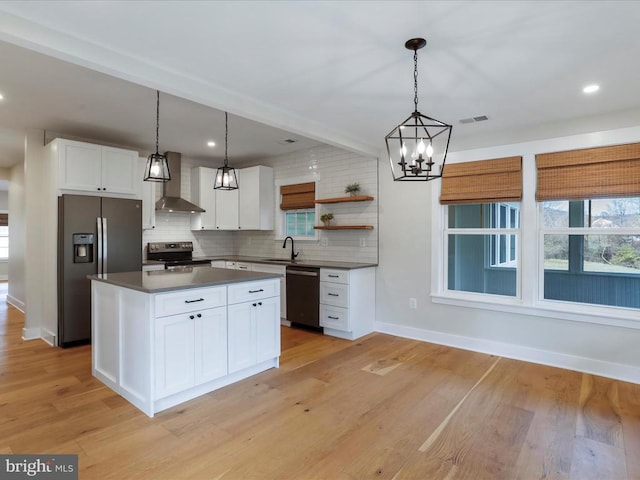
286 266 320 329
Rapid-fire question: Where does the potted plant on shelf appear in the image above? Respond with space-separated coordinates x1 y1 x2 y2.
345 182 361 197
320 213 334 226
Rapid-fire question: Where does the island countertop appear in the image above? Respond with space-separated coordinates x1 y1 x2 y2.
88 267 282 293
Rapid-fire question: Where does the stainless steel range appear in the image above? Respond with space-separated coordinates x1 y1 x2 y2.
147 242 211 270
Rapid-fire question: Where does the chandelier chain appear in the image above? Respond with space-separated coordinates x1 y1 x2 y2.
413 49 419 112
155 90 160 154
224 112 229 166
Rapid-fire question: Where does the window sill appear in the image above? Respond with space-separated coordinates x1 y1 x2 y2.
431 292 640 330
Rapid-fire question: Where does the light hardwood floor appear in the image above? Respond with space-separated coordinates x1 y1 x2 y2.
1 292 639 479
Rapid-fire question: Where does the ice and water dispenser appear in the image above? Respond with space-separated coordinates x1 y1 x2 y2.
73 233 94 263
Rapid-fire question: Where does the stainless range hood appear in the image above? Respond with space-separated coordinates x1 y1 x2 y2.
155 151 205 213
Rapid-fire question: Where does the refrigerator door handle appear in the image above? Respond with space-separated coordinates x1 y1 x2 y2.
102 217 108 274
97 217 103 274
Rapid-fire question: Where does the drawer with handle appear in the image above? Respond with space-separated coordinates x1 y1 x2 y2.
320 282 349 308
155 286 226 317
320 269 349 284
320 304 350 331
228 279 279 305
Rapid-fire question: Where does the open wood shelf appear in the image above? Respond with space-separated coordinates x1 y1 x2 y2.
314 225 374 230
315 195 374 204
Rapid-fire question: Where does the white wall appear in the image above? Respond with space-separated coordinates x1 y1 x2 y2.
376 125 640 383
236 145 378 263
8 162 25 308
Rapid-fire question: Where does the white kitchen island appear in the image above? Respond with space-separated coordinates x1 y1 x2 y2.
89 267 281 417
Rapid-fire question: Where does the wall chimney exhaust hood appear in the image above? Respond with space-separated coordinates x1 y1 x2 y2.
155 151 205 213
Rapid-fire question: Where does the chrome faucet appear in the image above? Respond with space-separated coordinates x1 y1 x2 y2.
282 236 299 262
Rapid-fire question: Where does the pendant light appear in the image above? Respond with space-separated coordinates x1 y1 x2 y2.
144 90 171 182
385 38 452 181
214 112 239 190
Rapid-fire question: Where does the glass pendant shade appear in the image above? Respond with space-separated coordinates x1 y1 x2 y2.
214 164 238 190
386 37 452 181
144 152 171 182
144 90 171 182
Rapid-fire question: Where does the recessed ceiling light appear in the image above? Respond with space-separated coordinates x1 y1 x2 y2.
583 84 600 94
207 141 216 147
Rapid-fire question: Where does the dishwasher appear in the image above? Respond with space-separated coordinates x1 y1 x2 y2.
286 265 321 330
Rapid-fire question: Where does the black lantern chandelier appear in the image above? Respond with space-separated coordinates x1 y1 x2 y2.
144 90 171 182
385 38 452 181
214 112 239 190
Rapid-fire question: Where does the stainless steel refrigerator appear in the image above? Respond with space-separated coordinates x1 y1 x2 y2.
58 194 142 347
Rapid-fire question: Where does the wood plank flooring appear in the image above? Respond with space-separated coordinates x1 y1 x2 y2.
1 289 639 479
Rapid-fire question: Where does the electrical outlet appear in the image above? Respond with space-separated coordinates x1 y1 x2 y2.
409 298 417 309
360 238 366 248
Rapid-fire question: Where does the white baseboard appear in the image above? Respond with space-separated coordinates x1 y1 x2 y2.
22 326 41 341
7 294 25 313
40 328 56 346
375 321 640 385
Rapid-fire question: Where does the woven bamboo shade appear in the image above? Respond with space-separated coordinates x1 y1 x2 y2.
280 182 316 210
536 143 640 201
440 156 522 205
0 214 6 227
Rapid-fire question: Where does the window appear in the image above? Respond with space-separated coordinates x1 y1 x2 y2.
277 180 317 240
285 209 315 237
541 197 640 308
0 213 7 260
445 203 520 297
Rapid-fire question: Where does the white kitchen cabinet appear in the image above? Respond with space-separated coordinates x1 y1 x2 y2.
155 304 229 398
319 267 375 340
215 185 240 230
239 166 274 230
140 157 156 229
227 280 280 373
190 166 217 230
249 263 287 319
54 138 138 195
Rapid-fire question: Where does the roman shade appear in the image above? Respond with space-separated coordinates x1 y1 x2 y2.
536 142 640 201
440 156 523 204
0 214 7 227
280 182 316 210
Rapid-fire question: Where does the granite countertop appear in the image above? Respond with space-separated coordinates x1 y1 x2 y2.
197 255 377 270
89 267 282 294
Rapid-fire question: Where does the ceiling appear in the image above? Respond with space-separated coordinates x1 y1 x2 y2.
0 1 640 171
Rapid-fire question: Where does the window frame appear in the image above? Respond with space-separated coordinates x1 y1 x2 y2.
0 210 7 261
431 157 640 330
443 202 522 300
274 176 319 242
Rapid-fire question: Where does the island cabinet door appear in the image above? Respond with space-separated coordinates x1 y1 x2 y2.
227 302 257 373
256 296 280 363
155 313 196 399
194 306 228 384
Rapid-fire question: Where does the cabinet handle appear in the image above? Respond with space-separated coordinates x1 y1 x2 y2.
197 313 202 318
328 293 339 296
328 274 339 278
328 315 339 320
184 298 204 303
258 302 262 306
252 303 257 307
248 289 264 293
189 315 195 320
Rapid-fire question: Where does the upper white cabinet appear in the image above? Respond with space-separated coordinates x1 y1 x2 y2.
215 183 240 230
190 167 217 230
140 157 156 229
196 166 274 231
54 138 138 195
239 166 274 230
